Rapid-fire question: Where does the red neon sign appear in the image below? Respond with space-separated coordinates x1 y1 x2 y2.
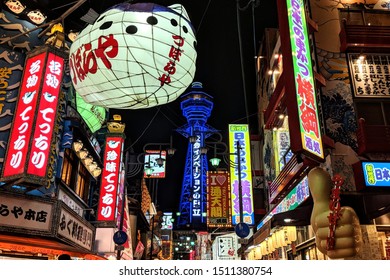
97 136 124 222
27 52 64 177
2 52 46 177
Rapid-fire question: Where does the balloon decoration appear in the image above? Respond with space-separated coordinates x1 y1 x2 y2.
308 167 363 259
69 2 197 109
75 92 106 133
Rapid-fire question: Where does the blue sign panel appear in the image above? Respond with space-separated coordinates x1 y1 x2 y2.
362 162 390 187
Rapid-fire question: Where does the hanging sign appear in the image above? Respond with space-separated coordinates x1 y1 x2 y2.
97 135 124 222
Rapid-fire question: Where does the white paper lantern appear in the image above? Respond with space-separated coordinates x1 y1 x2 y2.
69 2 197 109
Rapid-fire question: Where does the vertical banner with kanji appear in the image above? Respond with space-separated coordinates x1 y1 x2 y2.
228 124 254 225
97 135 124 222
277 0 324 161
2 46 65 184
206 171 231 227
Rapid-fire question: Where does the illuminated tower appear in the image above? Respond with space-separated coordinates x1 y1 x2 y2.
177 82 217 230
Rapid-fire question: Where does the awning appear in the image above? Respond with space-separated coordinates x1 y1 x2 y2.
0 234 106 260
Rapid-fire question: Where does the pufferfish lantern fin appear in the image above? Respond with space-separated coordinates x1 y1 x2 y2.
168 4 190 22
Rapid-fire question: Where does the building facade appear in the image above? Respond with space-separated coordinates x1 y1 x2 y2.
249 0 390 260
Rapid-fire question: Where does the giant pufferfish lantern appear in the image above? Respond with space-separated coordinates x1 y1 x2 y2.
69 2 197 109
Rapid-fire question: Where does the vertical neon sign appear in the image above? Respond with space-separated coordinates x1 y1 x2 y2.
192 134 203 222
2 53 45 178
229 124 254 225
287 0 323 159
27 52 64 177
97 136 124 222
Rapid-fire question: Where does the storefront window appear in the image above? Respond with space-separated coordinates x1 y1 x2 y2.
61 148 91 203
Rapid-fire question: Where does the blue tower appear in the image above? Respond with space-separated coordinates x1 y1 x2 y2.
176 82 217 230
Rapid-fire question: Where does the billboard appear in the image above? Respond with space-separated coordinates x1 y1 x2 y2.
278 0 324 161
143 150 167 178
97 135 124 222
228 124 254 225
206 171 231 227
362 161 390 187
2 47 65 184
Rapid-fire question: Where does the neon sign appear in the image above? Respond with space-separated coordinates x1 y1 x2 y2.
2 48 64 181
287 0 323 159
362 161 390 187
27 52 64 177
97 136 124 222
229 124 254 225
207 171 231 227
192 135 203 220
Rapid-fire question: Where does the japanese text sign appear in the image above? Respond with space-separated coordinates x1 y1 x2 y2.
97 135 124 222
207 171 231 227
2 48 64 181
286 0 323 159
228 124 254 225
362 161 390 187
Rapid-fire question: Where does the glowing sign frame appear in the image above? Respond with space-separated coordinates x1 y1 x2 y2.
97 135 124 222
361 161 390 187
207 171 232 227
228 124 254 226
2 47 65 184
278 0 324 161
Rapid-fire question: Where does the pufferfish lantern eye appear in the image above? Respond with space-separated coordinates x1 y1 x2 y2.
171 19 178 27
147 16 158 25
99 21 113 30
126 25 137 34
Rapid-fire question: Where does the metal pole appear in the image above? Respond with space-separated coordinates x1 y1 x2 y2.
149 215 154 260
237 140 244 224
236 140 245 260
116 155 128 260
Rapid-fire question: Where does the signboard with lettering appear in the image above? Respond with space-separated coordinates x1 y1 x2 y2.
2 52 45 178
57 205 94 251
361 161 390 187
228 124 254 226
215 234 237 260
2 46 65 184
97 135 124 222
206 171 231 227
349 53 390 98
278 0 324 161
27 52 64 178
190 134 205 225
0 193 53 231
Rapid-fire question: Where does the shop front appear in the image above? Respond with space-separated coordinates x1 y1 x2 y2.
0 191 104 260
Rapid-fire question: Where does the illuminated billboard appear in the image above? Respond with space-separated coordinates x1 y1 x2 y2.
228 124 254 225
97 135 124 222
278 0 324 161
362 161 390 187
143 150 167 178
2 47 65 184
207 171 231 227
